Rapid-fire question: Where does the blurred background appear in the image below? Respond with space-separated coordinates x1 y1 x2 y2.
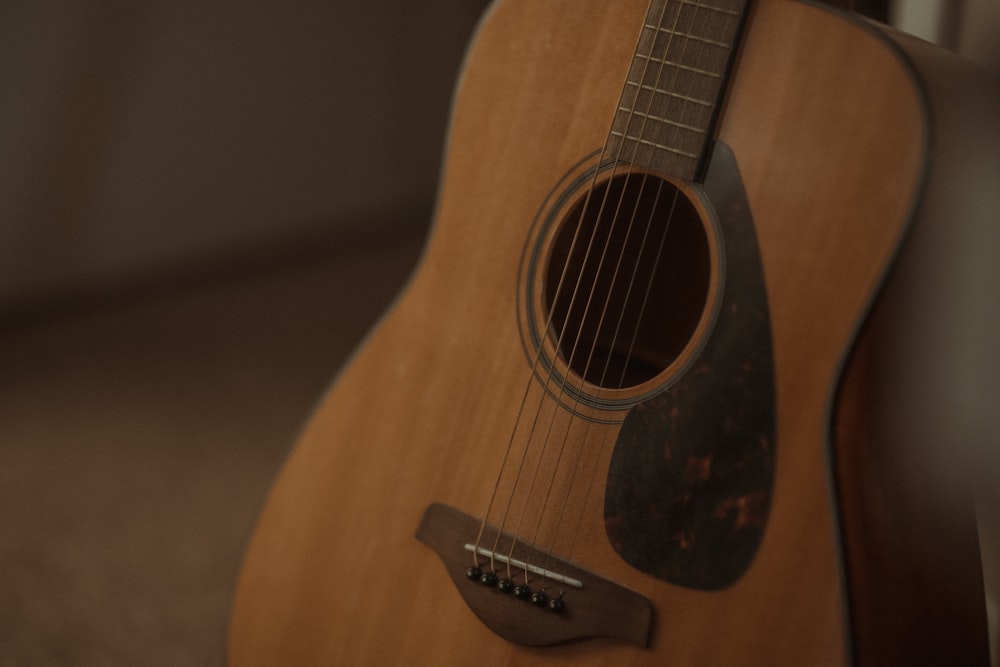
0 1 491 311
0 0 995 665
0 1 490 664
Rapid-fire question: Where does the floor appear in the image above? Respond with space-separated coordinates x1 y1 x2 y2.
0 237 422 666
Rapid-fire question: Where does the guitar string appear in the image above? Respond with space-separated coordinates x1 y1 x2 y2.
469 1 659 574
517 0 687 586
531 182 680 590
489 0 675 584
533 0 716 592
552 0 744 591
475 0 737 585
550 185 681 589
590 0 734 390
535 0 744 593
612 0 742 389
514 0 729 589
484 165 637 580
519 0 719 588
469 153 616 573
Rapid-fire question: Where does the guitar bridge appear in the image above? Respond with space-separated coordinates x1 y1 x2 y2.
416 503 653 647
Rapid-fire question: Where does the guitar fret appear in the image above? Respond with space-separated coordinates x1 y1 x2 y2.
643 23 730 49
623 81 715 108
677 0 742 17
611 0 749 179
609 130 699 159
637 54 723 79
617 106 705 135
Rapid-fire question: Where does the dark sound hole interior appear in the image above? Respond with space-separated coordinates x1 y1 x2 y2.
544 173 711 389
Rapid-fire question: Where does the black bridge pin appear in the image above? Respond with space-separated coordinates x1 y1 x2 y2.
497 578 514 594
513 584 531 600
465 566 483 581
480 571 499 587
530 589 549 607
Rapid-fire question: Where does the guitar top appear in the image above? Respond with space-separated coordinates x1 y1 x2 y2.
229 1 998 664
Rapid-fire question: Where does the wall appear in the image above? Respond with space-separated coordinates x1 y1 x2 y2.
0 1 489 310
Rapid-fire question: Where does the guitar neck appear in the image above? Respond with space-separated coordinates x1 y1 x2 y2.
608 0 751 180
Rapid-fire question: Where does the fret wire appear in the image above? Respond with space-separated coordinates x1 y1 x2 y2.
622 81 715 108
609 130 699 159
643 23 730 49
675 0 741 17
610 0 749 177
638 54 724 79
617 106 706 134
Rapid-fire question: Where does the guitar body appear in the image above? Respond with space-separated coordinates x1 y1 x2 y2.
229 1 994 664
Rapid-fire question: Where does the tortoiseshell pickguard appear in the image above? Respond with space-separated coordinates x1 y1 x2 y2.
604 143 776 591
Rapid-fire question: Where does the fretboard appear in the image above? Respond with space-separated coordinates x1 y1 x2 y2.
607 0 751 181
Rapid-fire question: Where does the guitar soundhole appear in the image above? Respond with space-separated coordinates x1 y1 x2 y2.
544 174 710 389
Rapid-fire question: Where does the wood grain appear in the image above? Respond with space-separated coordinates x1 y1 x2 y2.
228 1 989 664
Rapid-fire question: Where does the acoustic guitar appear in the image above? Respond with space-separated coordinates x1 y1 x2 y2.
229 0 998 664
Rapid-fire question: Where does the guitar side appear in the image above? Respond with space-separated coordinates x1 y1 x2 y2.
832 20 996 665
228 1 992 664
